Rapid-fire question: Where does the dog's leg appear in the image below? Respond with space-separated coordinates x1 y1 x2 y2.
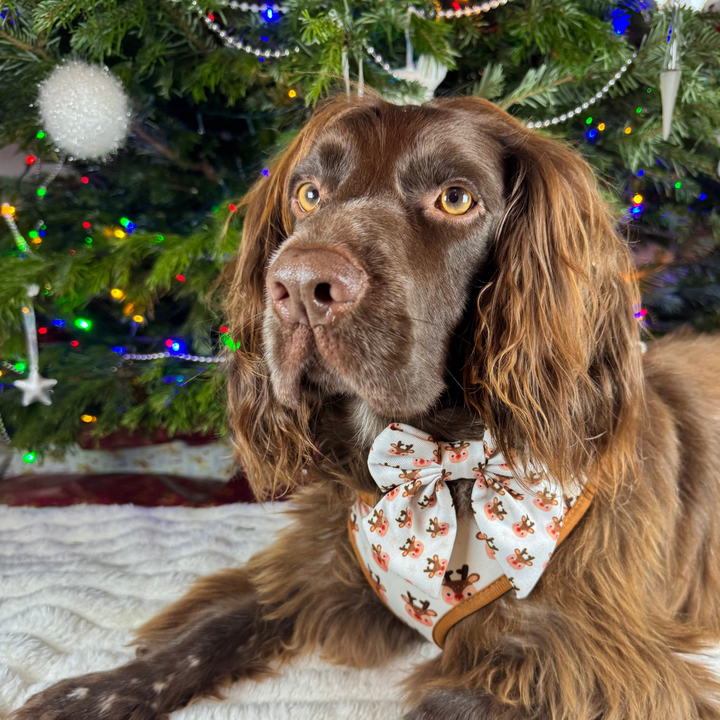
402 598 720 720
10 489 419 720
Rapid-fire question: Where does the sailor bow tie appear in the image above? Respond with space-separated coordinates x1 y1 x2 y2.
360 423 566 599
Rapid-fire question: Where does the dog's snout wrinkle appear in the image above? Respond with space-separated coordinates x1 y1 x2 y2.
267 247 367 327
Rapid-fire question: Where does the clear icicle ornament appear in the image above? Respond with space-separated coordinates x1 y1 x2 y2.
661 5 683 141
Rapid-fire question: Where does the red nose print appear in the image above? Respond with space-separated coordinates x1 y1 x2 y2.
454 593 463 601
266 247 367 327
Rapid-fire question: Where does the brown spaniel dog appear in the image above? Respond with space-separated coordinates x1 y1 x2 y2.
11 96 720 720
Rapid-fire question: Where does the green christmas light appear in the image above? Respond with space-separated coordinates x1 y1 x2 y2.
23 452 36 463
37 188 46 197
675 181 682 189
156 235 164 242
85 237 93 244
36 131 46 139
28 230 39 239
15 362 26 372
75 318 92 330
636 107 642 113
585 117 593 125
221 332 239 351
120 217 130 227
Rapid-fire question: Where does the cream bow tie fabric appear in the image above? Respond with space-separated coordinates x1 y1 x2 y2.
362 423 565 599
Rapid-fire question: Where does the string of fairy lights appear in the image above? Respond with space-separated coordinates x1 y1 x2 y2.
0 0 682 457
196 0 643 130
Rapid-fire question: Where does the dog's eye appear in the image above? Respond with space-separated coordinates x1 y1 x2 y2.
439 187 474 216
297 182 320 213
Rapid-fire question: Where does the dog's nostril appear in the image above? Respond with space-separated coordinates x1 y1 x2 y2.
314 283 333 304
268 281 290 302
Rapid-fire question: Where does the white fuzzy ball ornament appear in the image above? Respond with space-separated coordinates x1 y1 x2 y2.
37 60 131 160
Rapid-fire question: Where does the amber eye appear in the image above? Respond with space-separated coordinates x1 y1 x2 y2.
439 186 474 215
297 182 320 212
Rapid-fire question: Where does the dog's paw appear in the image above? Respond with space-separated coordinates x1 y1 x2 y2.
10 670 163 720
404 688 496 720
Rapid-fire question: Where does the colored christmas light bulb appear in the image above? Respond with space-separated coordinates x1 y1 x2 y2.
165 339 173 347
81 176 89 184
81 414 97 423
36 131 46 139
37 188 46 196
675 181 682 189
624 127 632 134
110 288 125 300
176 274 185 282
38 327 47 334
133 314 144 323
585 117 593 125
23 452 36 463
289 90 297 98
633 194 643 204
74 318 92 330
70 340 79 347
83 221 91 229
15 362 26 372
26 155 36 165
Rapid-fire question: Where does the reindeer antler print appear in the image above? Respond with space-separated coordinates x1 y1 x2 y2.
389 441 414 456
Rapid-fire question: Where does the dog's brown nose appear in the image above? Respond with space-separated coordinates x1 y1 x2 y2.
266 248 367 326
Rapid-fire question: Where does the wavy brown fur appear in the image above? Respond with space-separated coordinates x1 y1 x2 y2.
10 96 720 720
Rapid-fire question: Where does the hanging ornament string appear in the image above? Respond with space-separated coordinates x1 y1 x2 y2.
524 53 637 129
13 285 58 407
191 0 300 58
1 204 31 253
0 411 10 445
122 351 226 362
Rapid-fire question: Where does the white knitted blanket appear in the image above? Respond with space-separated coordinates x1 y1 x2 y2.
0 503 437 720
3 503 719 720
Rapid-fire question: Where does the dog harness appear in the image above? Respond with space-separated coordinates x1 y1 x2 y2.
348 423 594 647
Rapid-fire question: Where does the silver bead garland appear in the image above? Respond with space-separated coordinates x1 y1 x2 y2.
525 53 638 129
122 352 226 363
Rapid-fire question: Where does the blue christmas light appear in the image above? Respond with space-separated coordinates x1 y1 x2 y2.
609 7 631 35
586 129 598 140
700 193 707 201
262 168 270 177
262 7 276 20
52 319 65 327
172 342 180 352
112 346 125 354
637 169 644 177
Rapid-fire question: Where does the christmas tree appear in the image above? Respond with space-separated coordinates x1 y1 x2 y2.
1 0 719 459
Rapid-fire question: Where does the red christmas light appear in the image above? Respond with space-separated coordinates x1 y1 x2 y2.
70 340 79 347
82 221 91 229
208 12 214 20
220 325 228 333
38 327 47 334
26 155 36 165
452 1 460 9
176 274 185 282
229 203 236 212
165 339 173 347
81 176 89 184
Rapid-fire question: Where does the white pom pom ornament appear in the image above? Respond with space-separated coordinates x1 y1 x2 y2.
37 60 131 160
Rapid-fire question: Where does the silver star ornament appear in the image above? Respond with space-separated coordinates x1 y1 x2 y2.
14 370 58 406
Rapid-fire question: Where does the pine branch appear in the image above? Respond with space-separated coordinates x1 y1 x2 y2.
0 27 50 60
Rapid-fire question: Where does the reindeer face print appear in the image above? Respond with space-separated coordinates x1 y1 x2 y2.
368 509 389 537
399 468 422 484
423 554 448 579
512 515 535 538
412 457 435 467
484 498 507 521
368 568 387 602
400 536 424 559
417 492 437 509
384 486 401 501
371 544 390 572
427 517 449 538
389 441 414 456
396 508 413 529
402 478 423 498
546 516 562 541
476 531 498 559
507 548 535 571
473 467 486 483
401 593 437 627
441 565 481 606
533 488 559 512
446 441 470 463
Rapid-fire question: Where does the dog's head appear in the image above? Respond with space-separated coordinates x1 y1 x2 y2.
226 96 643 498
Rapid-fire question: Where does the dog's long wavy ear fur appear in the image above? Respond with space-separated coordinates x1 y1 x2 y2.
463 100 643 494
225 96 361 499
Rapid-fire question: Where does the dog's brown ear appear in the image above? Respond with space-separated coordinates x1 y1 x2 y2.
464 106 643 493
225 97 359 499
